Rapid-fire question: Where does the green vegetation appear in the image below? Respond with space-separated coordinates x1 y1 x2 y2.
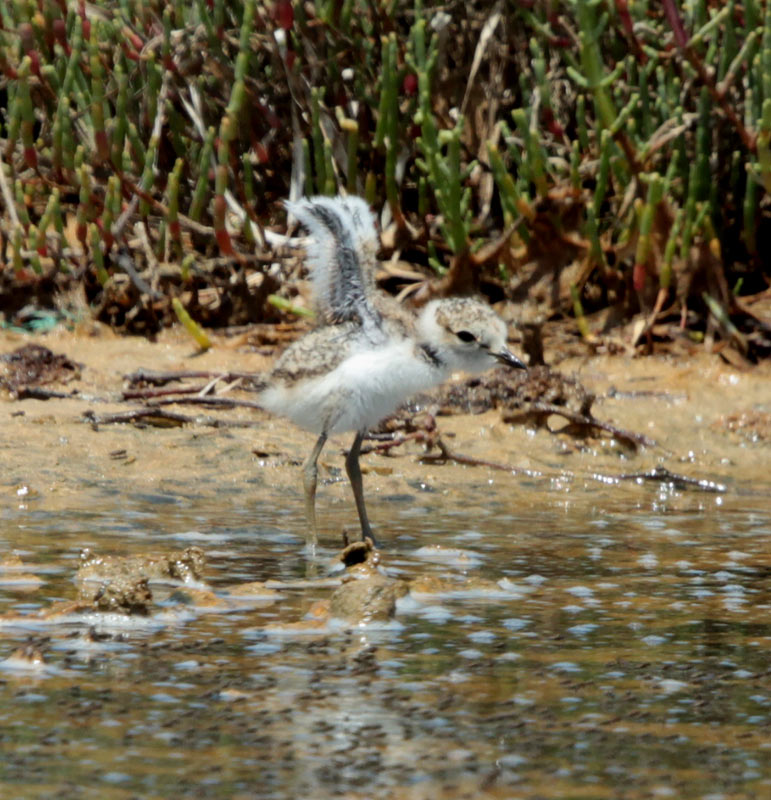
0 0 768 357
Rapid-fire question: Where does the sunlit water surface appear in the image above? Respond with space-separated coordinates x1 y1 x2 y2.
1 474 770 800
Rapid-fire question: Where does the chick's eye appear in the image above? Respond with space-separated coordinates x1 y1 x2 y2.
455 330 477 343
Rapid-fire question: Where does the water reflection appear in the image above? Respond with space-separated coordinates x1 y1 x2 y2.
1 479 769 799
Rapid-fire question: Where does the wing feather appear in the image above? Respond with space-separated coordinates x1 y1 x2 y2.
285 196 381 331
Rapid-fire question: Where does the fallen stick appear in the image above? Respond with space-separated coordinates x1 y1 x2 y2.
82 407 261 428
124 368 262 387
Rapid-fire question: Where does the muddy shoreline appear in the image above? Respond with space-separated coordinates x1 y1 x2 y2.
2 325 770 511
1 326 770 800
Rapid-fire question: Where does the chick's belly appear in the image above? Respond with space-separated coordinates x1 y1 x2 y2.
324 346 435 433
270 345 431 434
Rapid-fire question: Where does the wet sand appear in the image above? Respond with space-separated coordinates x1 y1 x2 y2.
1 326 770 799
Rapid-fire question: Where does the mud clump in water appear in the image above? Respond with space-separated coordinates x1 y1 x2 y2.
329 567 407 623
37 574 153 618
89 576 153 615
311 540 408 624
72 546 207 615
309 541 515 626
77 545 206 585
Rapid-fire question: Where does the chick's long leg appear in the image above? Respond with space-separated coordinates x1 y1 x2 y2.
345 430 379 547
302 431 327 551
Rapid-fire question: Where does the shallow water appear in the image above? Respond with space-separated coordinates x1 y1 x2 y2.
2 471 770 800
2 332 771 798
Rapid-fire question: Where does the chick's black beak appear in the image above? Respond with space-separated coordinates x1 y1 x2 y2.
495 347 527 370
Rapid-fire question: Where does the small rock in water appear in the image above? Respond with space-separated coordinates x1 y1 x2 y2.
329 538 408 624
77 546 206 585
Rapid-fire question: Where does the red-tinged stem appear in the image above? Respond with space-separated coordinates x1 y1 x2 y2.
23 145 38 170
661 0 688 49
95 218 114 252
123 27 144 52
543 109 564 138
215 229 234 254
52 19 71 56
95 130 110 163
615 0 646 63
19 24 43 78
633 262 647 293
213 194 234 256
78 0 90 40
662 0 755 152
122 43 141 62
0 59 18 79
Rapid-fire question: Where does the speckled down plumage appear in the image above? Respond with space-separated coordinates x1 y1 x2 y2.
258 195 525 545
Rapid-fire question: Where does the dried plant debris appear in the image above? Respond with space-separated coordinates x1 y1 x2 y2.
433 365 652 448
0 2 768 356
82 406 262 429
436 365 593 419
612 467 726 494
0 344 81 397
